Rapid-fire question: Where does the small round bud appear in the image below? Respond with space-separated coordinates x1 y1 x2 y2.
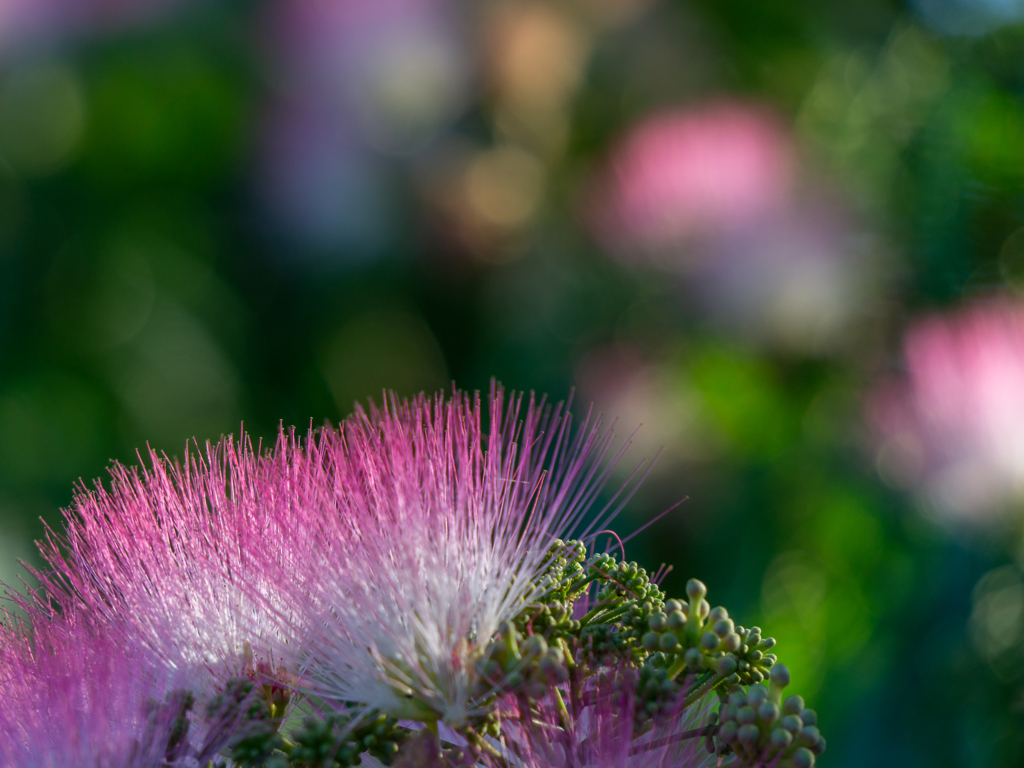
648 613 668 632
800 709 817 727
524 635 548 657
686 579 707 601
769 728 793 749
797 726 821 748
642 632 660 651
659 632 679 652
722 633 741 652
713 619 734 638
684 647 703 669
708 606 729 622
736 706 757 725
749 668 764 683
719 704 736 722
792 747 815 768
783 695 805 715
665 599 684 613
698 599 710 619
667 610 687 630
760 637 776 650
737 724 760 745
716 656 738 676
811 736 826 755
770 664 790 688
728 690 746 707
701 631 720 651
644 679 660 697
718 721 738 744
747 684 768 706
781 714 802 734
758 702 780 723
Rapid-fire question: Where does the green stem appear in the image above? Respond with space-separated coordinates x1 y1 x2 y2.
553 687 572 732
679 673 725 710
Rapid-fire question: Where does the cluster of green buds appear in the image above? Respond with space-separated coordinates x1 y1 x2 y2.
205 678 287 767
633 655 684 726
478 621 571 701
713 665 825 768
639 579 774 685
286 711 407 768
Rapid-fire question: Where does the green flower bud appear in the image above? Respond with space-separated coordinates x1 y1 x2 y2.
800 709 817 727
770 663 790 688
770 728 793 750
648 612 668 632
659 632 679 652
701 631 720 651
708 606 729 622
749 649 763 662
728 690 746 707
781 715 802 734
665 599 684 613
716 655 738 676
684 647 703 669
792 746 815 768
719 704 736 722
760 637 776 650
737 724 760 745
797 726 821 748
722 633 742 652
758 701 780 723
747 684 768 706
698 599 710 620
737 706 757 725
667 610 687 630
812 736 827 755
642 632 660 651
713 619 734 638
524 635 548 657
718 721 738 744
686 579 707 601
783 695 805 715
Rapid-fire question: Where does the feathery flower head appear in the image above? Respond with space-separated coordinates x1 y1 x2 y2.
0 613 198 768
252 385 645 728
484 665 715 768
35 433 300 697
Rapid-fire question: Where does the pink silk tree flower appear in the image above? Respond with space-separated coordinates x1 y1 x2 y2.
34 433 304 698
480 668 713 768
868 297 1024 519
0 613 201 768
247 385 645 729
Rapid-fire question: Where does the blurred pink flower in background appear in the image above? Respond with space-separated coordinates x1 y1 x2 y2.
588 99 880 354
592 101 795 251
869 298 1024 519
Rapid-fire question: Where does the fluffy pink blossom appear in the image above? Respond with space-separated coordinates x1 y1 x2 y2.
0 613 198 767
247 386 644 727
868 297 1024 518
35 434 302 696
486 668 711 768
592 101 794 251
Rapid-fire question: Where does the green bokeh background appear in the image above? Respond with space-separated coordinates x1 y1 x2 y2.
1 1 1023 765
